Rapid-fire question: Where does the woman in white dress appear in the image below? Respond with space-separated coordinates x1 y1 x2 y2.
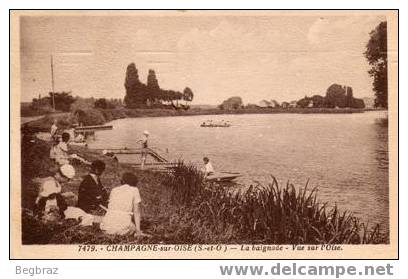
100 172 148 236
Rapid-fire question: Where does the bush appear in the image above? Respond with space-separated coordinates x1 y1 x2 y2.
74 109 106 126
22 113 75 133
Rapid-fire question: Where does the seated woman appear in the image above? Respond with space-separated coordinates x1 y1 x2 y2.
100 172 148 237
35 164 76 224
50 132 90 165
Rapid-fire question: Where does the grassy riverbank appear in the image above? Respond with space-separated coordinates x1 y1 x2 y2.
21 131 388 245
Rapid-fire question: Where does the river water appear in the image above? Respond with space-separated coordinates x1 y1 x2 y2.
88 111 389 231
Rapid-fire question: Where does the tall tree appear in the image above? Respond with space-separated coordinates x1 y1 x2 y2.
147 69 160 104
183 87 194 105
365 21 387 108
124 63 142 108
147 69 160 90
326 84 347 108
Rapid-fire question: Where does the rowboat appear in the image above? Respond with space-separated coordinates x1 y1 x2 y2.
200 123 231 128
206 172 242 182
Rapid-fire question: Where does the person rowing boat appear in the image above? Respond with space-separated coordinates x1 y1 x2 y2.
201 157 215 177
201 157 242 182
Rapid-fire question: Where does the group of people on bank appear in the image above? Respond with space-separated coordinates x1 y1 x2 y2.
36 119 216 237
34 120 150 237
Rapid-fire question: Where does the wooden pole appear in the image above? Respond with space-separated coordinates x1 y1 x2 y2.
51 55 55 112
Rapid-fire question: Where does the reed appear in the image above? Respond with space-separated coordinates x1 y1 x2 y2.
164 163 387 244
165 160 206 205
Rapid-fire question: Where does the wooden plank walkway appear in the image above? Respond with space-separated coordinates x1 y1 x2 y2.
75 125 113 132
94 147 169 163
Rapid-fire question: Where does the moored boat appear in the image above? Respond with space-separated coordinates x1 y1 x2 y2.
206 171 242 182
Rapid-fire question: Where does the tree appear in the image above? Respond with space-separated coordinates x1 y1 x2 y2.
147 69 160 90
124 63 144 108
311 95 326 108
365 21 387 108
147 69 160 103
48 91 75 112
351 98 365 109
183 87 194 105
297 96 311 108
326 84 347 108
94 98 108 109
220 96 243 110
345 86 353 108
123 63 195 109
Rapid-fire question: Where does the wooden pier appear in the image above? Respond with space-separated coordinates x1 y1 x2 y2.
75 125 113 133
98 147 169 163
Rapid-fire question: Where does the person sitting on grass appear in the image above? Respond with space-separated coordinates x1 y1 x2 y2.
35 164 76 224
77 160 108 214
50 132 90 165
50 132 71 165
100 172 149 237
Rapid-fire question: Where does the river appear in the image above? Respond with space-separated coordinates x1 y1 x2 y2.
88 111 389 231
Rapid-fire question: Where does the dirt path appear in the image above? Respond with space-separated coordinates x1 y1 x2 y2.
21 115 45 125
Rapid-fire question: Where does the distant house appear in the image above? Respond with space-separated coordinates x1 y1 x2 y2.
289 101 297 108
362 97 375 109
281 101 290 109
246 103 260 109
258 100 271 108
270 100 280 108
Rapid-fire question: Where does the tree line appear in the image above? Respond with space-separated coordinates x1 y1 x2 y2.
219 83 366 110
124 63 194 109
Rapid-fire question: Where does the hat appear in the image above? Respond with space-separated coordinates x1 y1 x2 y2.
59 164 75 179
143 130 150 135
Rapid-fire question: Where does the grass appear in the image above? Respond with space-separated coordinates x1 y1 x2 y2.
20 132 387 245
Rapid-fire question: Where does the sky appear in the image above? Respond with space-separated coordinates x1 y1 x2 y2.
19 12 386 104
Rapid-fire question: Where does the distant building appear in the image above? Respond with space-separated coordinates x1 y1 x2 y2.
289 101 297 108
281 101 290 109
258 100 271 108
362 97 375 109
246 103 260 109
270 100 280 108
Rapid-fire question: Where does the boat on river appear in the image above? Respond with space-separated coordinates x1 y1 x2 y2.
200 120 231 127
206 171 242 182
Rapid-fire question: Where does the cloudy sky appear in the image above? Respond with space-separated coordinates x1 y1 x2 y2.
20 12 385 104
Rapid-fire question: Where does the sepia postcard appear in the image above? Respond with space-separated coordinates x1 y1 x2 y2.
10 10 398 259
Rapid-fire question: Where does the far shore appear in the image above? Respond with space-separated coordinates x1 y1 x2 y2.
20 106 387 133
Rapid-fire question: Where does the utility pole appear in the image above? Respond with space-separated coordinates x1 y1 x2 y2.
50 55 55 112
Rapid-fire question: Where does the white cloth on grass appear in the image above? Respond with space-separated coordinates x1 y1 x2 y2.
64 206 95 226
